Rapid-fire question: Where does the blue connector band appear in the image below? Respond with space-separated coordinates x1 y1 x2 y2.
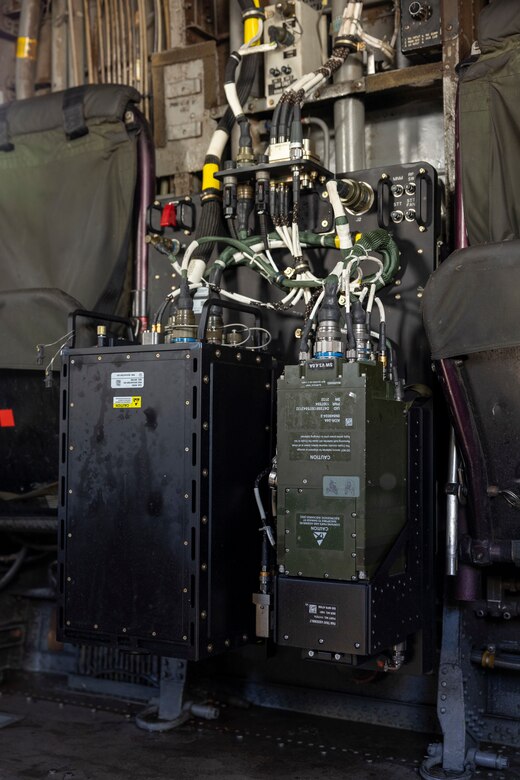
314 351 342 359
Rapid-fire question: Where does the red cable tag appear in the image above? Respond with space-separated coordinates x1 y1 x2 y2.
160 202 177 228
0 409 15 427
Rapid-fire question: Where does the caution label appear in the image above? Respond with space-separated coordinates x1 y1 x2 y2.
297 514 343 550
113 396 142 408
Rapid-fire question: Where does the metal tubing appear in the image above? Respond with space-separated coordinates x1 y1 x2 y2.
440 359 490 543
454 86 468 250
134 109 156 330
51 0 68 91
333 57 366 174
302 116 330 170
331 0 365 174
15 0 41 99
446 427 459 576
471 651 520 673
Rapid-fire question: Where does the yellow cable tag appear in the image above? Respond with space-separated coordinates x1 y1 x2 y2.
113 396 142 409
202 162 221 191
16 37 38 60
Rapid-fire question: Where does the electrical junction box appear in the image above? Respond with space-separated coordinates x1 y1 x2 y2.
263 1 323 107
57 342 276 661
276 359 407 582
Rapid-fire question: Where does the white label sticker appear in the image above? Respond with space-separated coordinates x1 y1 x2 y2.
111 371 144 389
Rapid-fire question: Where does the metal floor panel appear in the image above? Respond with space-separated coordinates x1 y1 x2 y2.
0 691 518 780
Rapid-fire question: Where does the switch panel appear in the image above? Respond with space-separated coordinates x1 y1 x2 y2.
263 1 322 107
400 1 442 59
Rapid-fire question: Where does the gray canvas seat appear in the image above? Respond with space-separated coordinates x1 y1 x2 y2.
423 241 520 565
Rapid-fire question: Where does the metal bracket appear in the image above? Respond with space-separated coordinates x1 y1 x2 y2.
159 657 188 721
135 657 220 732
419 605 509 779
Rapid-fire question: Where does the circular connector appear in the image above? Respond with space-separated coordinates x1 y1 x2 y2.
405 209 416 222
337 178 374 215
409 2 431 21
390 183 404 197
405 182 416 196
390 210 404 223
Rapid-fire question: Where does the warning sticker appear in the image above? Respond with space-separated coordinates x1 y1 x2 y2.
113 396 142 408
290 432 351 461
111 371 144 389
306 602 337 628
297 514 343 551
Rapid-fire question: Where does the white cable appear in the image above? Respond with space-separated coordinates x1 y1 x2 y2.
224 82 245 120
240 41 276 55
303 73 326 97
344 257 360 312
280 287 299 305
265 248 278 272
181 240 199 274
206 128 229 158
326 180 352 249
357 286 369 304
282 225 295 256
303 289 311 304
374 296 386 323
292 222 302 259
338 1 363 38
303 269 319 283
360 30 394 63
222 322 249 332
247 326 272 350
254 487 275 547
187 258 206 284
45 336 73 375
289 287 304 307
275 225 294 256
39 330 74 349
220 289 262 306
366 283 376 315
223 325 251 348
170 259 182 276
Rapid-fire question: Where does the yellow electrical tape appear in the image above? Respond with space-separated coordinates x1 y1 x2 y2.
335 232 361 248
244 0 261 45
113 396 142 409
16 37 38 60
202 162 221 191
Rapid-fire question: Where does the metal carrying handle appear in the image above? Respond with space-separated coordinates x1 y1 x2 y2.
67 309 136 348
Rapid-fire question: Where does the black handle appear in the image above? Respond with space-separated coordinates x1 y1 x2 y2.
377 176 392 229
67 309 136 348
146 201 165 235
415 168 433 229
177 200 196 233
